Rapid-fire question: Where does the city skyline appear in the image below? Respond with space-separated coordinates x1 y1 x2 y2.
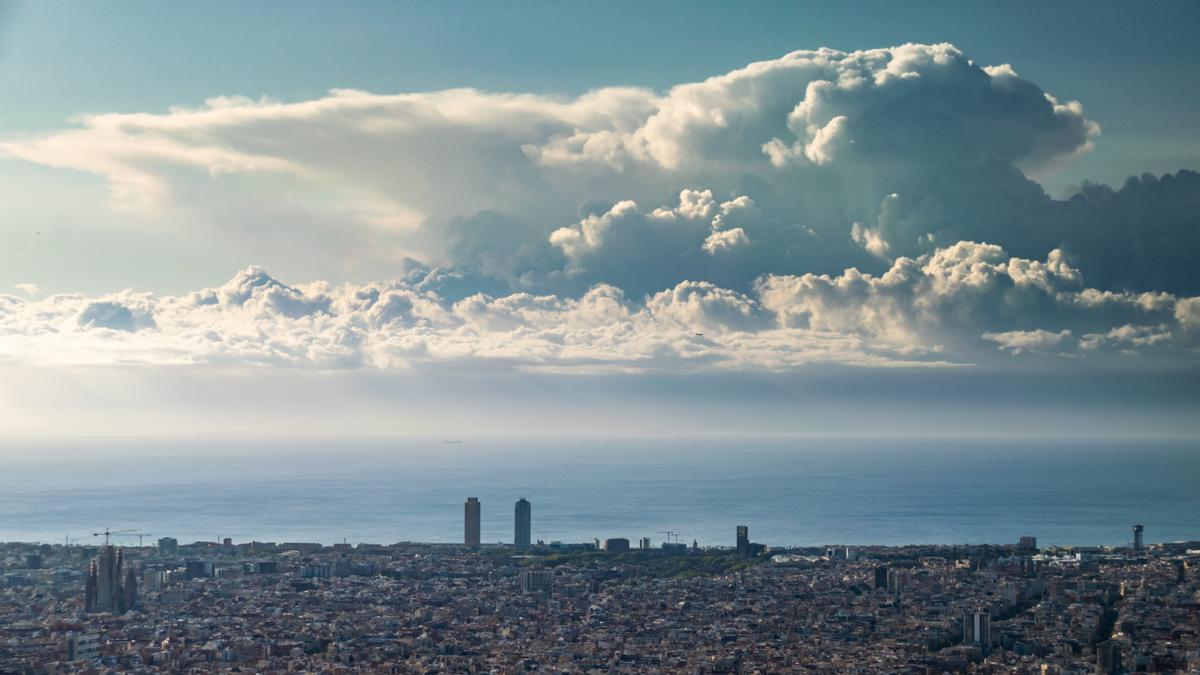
11 489 1162 553
0 522 1168 553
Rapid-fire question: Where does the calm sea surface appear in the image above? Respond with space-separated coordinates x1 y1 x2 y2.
2 437 1197 548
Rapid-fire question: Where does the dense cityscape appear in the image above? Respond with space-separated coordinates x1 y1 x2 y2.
1 498 1197 673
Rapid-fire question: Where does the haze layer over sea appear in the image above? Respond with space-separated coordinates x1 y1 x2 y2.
3 437 1196 548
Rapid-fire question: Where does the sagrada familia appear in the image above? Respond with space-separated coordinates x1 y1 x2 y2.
84 545 138 613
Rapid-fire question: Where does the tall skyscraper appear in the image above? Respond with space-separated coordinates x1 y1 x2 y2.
514 498 531 551
736 525 749 557
464 497 481 548
1132 524 1144 551
85 546 137 613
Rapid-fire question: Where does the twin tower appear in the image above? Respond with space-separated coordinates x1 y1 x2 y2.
465 497 531 550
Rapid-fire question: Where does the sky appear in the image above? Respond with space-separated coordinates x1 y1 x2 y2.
1 1 1198 438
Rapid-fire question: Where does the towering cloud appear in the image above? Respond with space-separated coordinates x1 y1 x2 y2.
1 43 1198 377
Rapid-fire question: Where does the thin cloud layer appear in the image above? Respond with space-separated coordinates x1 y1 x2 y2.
0 239 1195 372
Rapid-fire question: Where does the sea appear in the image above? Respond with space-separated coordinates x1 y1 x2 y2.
2 436 1197 549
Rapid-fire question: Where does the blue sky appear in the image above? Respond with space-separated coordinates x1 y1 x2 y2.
0 2 1198 437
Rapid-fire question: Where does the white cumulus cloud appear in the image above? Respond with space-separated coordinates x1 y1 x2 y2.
1 42 1198 380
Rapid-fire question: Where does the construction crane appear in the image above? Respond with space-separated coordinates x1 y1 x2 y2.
92 528 140 546
657 530 686 545
111 532 152 547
